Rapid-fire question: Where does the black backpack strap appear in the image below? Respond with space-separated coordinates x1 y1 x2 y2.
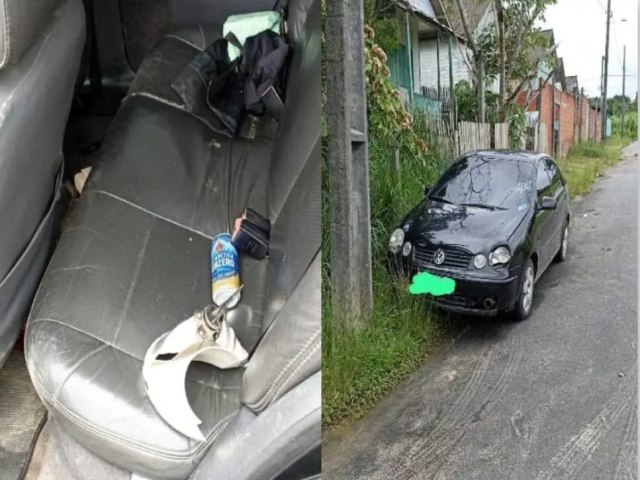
261 86 285 120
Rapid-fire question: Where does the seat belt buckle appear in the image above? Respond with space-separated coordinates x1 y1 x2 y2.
232 220 270 260
260 85 285 121
243 207 271 235
232 209 270 260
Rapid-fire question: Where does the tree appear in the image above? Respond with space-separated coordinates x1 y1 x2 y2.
607 94 632 117
445 0 557 122
495 0 557 119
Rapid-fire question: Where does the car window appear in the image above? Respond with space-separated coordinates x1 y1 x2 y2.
429 155 535 210
545 158 561 184
536 159 551 191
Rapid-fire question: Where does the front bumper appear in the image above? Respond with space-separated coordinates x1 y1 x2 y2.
389 253 521 316
429 271 520 316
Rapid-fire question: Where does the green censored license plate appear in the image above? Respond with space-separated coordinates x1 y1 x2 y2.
408 271 456 296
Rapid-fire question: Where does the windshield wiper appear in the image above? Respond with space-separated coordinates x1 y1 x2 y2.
428 195 455 205
459 203 506 211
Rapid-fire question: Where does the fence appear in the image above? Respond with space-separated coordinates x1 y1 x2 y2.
423 118 512 158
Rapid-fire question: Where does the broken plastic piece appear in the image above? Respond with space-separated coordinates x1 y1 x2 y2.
142 287 248 441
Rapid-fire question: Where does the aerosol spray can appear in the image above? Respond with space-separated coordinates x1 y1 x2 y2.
211 233 241 308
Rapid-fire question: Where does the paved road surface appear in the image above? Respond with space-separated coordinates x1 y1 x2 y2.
324 143 638 480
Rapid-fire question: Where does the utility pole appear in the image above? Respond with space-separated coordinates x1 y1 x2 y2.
621 45 626 137
326 0 373 329
478 52 485 124
579 87 584 142
601 0 611 141
600 56 604 109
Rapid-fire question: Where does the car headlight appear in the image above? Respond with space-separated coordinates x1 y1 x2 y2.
389 228 404 253
402 241 412 256
473 253 487 269
490 246 511 266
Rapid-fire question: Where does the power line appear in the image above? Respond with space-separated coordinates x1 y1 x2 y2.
611 20 624 70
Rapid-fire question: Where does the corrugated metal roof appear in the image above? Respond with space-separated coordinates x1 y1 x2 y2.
443 0 492 36
403 0 438 20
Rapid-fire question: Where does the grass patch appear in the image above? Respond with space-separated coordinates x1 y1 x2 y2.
322 272 442 426
557 136 628 199
322 112 452 428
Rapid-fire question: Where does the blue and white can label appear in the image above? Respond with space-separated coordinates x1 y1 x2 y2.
211 233 241 307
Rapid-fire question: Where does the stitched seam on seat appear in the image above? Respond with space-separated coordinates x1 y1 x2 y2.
197 24 205 48
112 218 153 343
124 91 187 112
248 327 321 408
269 341 320 409
165 33 203 51
52 344 109 401
0 0 65 92
0 0 8 67
29 318 237 391
30 318 142 360
32 375 240 460
87 190 213 240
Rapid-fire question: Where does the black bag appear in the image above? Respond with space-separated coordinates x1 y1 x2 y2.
171 29 289 138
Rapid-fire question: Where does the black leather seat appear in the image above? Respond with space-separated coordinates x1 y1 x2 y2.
24 1 320 478
0 0 85 368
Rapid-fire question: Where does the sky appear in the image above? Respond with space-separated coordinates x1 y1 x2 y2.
541 0 637 99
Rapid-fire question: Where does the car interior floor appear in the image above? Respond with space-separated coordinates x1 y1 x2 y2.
0 350 47 480
25 419 130 480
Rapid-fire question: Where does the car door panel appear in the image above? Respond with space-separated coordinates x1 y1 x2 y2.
534 159 555 274
545 157 568 251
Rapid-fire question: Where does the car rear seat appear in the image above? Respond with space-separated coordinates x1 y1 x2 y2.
0 0 85 368
24 0 320 478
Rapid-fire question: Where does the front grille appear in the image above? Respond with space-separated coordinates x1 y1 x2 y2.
436 293 467 307
412 245 473 270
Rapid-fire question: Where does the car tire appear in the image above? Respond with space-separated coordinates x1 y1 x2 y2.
512 259 535 321
554 221 569 262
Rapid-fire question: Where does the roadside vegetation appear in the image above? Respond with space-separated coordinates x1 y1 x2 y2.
559 136 630 199
322 26 450 428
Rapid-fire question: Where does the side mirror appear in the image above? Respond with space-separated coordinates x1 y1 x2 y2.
538 196 557 211
424 185 431 196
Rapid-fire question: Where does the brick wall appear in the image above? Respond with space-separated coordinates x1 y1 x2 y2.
518 80 602 157
558 90 575 157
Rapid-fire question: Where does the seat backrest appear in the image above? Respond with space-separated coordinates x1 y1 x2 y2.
0 0 85 279
0 0 85 364
263 0 321 323
241 0 321 413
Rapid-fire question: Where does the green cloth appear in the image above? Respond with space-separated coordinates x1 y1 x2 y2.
223 11 282 61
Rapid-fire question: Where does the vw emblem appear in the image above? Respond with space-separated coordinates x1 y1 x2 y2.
433 249 445 265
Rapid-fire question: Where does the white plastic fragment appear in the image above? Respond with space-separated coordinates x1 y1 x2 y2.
143 296 247 441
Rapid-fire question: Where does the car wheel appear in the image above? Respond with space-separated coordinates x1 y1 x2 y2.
554 221 568 262
512 259 535 321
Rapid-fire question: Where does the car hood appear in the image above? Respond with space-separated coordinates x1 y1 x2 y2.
403 199 530 252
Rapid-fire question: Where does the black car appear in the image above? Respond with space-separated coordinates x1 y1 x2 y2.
389 150 570 320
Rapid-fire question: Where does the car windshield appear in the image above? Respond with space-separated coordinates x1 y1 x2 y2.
429 155 535 210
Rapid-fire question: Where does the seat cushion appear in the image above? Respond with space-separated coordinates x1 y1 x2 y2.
25 190 264 479
86 95 276 238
